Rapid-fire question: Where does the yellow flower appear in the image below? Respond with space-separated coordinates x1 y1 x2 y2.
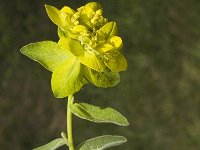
21 2 127 98
45 2 127 73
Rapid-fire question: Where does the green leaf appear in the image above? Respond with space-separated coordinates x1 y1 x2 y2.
83 67 120 88
20 41 72 72
33 138 66 150
51 56 87 98
76 135 127 150
70 103 129 126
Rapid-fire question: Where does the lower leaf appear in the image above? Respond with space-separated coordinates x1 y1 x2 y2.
70 103 129 126
76 135 127 150
33 138 66 150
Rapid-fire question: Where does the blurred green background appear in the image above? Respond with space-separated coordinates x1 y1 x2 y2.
1 0 200 149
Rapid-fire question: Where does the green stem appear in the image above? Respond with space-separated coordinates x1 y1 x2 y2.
67 95 75 150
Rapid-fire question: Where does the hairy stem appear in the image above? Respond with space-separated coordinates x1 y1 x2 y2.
67 95 75 150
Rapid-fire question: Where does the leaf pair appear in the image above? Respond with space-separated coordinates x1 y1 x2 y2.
34 135 127 150
33 102 129 150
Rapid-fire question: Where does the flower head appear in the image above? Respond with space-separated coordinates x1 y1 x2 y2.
21 2 127 98
46 2 127 72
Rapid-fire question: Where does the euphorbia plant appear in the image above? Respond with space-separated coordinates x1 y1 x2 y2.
20 2 129 150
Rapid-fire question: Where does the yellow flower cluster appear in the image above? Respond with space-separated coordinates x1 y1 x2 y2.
45 2 127 73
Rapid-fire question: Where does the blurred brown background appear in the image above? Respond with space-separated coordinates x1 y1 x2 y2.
0 0 200 149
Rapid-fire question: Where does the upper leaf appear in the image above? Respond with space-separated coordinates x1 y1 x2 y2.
51 56 87 98
20 41 73 72
76 135 127 150
70 103 129 126
33 138 66 150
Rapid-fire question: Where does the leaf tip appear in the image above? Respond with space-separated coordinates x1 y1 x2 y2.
124 117 130 126
44 4 51 10
19 47 24 54
121 136 128 143
45 4 57 17
20 44 29 56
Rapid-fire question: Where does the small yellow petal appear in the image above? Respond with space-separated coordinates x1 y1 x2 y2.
108 36 123 49
61 6 75 16
72 25 87 34
97 43 113 53
96 36 122 53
